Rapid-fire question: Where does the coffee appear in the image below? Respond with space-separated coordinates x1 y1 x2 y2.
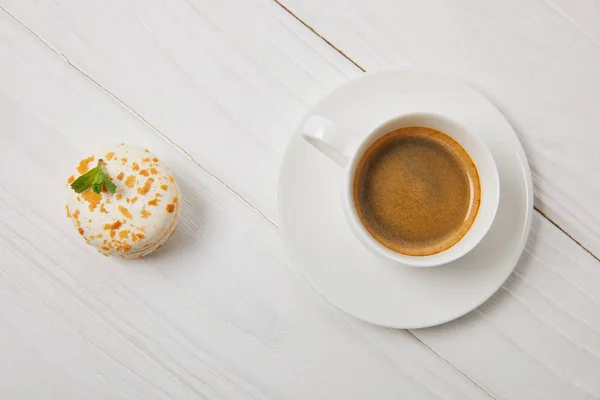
353 127 480 256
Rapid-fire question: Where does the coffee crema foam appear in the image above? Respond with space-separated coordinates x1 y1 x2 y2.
353 127 481 256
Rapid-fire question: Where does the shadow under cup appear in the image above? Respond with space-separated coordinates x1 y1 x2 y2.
344 113 500 268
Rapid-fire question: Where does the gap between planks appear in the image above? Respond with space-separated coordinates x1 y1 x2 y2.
272 0 600 266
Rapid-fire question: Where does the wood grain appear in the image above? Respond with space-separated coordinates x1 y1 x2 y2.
275 0 600 259
1 1 600 399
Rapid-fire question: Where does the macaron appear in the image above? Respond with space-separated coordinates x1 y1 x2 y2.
66 144 181 258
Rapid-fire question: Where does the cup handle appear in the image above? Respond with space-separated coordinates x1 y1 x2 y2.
302 115 351 167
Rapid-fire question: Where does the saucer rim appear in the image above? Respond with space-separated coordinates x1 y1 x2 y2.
277 69 534 329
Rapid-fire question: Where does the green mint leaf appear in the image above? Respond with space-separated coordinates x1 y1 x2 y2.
92 182 103 194
91 164 105 193
103 175 117 194
70 159 117 195
70 167 99 193
97 159 116 194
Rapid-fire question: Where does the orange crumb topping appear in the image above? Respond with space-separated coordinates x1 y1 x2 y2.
121 157 128 165
123 244 132 252
141 210 152 219
148 193 162 206
81 190 101 211
136 233 145 239
125 175 136 188
119 230 130 239
160 184 168 191
139 169 149 177
150 168 158 175
105 152 115 161
110 230 116 238
152 158 158 162
102 246 110 251
169 174 175 183
73 209 80 219
104 221 122 230
77 156 95 174
116 172 124 180
137 178 154 195
130 197 138 204
100 203 108 213
142 157 150 163
144 149 149 153
166 204 175 213
116 193 123 200
173 196 178 203
66 205 71 218
78 228 84 235
132 162 140 171
67 175 75 184
90 233 103 239
119 206 132 219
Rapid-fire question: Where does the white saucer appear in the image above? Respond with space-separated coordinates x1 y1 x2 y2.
277 70 533 329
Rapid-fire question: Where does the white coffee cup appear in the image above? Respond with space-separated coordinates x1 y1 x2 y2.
303 112 500 267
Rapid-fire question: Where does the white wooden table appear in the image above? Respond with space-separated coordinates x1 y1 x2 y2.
1 1 599 398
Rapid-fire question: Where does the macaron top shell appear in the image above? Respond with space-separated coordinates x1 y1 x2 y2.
66 144 180 257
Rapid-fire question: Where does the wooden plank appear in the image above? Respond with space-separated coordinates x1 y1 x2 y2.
0 11 491 400
275 0 600 259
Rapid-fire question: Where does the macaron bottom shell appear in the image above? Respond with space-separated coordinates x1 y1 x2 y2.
114 205 180 258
